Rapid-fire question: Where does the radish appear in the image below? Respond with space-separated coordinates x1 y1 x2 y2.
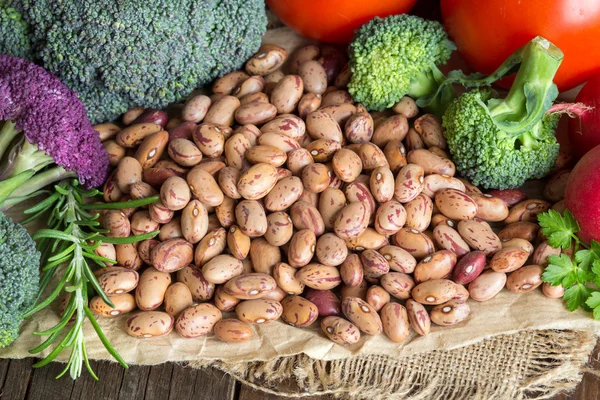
567 74 600 160
564 144 600 243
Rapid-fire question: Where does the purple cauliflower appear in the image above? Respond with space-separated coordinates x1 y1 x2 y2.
0 55 108 208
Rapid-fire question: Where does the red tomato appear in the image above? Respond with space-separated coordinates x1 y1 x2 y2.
267 0 417 44
568 75 600 159
441 0 600 91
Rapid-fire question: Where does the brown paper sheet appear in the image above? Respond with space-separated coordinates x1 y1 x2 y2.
1 28 598 367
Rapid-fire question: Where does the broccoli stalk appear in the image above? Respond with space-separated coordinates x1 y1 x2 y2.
347 15 456 115
442 37 564 189
485 37 563 134
0 55 108 209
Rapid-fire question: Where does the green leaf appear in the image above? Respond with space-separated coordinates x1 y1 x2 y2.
538 210 580 250
564 283 593 312
592 260 600 288
82 196 159 210
576 240 600 276
586 291 600 319
543 254 577 287
33 229 78 243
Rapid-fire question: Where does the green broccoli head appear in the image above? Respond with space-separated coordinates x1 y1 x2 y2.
23 0 267 124
348 14 455 112
0 2 33 60
443 37 564 189
0 212 40 347
443 89 560 189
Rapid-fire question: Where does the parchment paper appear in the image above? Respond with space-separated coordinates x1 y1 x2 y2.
1 28 598 366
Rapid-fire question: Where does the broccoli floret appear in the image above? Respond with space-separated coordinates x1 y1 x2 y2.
348 15 456 114
0 55 109 208
443 37 563 189
0 2 32 60
0 212 40 347
22 0 267 123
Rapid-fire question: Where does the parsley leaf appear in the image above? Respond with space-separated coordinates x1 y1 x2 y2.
592 260 600 288
543 254 578 287
586 291 600 320
564 283 594 312
538 210 580 250
576 240 600 276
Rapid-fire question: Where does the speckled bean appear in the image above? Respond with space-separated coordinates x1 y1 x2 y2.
321 316 361 344
235 299 283 324
506 265 543 293
380 302 410 343
126 311 174 338
394 164 425 203
457 220 502 255
341 297 383 335
468 270 507 301
175 303 222 338
406 299 430 335
411 279 458 305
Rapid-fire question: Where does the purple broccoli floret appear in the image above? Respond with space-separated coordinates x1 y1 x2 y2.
0 55 108 208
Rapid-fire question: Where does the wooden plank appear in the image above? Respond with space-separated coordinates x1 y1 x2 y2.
237 384 331 400
117 364 151 400
27 361 75 400
166 364 197 400
1 358 33 400
0 359 10 390
190 367 236 400
143 364 173 400
70 360 124 400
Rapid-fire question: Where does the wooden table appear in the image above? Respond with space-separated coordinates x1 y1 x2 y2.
1 342 599 400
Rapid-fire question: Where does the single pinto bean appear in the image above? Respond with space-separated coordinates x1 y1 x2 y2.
235 299 283 324
506 265 543 293
498 222 540 242
281 296 319 327
413 250 457 283
296 263 341 290
414 114 446 149
407 149 455 176
175 303 222 338
321 316 360 344
245 44 288 76
135 267 171 311
372 115 409 149
468 270 507 301
457 220 502 255
472 194 509 222
341 297 383 335
151 239 193 273
406 299 430 335
435 188 478 221
271 75 304 114
380 302 410 343
126 311 174 338
394 164 425 203
452 251 486 284
504 199 551 224
298 60 327 94
411 279 458 305
404 194 434 232
214 319 253 342
489 246 530 273
430 300 470 326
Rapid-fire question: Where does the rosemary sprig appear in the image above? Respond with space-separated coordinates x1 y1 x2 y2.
22 180 158 379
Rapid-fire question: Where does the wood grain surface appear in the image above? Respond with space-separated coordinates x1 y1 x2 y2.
0 341 598 400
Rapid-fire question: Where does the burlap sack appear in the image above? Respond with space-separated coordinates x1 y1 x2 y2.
1 28 599 400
